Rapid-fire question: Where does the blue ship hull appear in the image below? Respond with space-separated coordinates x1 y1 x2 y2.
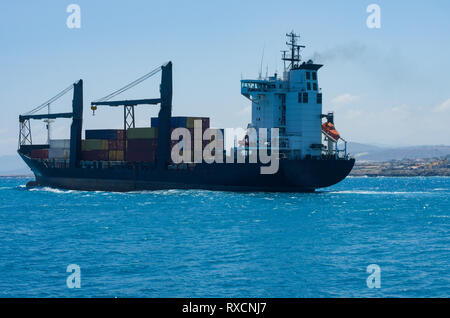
19 152 355 192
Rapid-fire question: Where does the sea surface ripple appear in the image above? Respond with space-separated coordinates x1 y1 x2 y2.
0 176 448 297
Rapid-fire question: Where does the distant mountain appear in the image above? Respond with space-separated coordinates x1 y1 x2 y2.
346 142 383 155
0 155 32 176
347 143 450 162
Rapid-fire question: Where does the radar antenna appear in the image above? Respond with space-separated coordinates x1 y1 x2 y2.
281 31 305 70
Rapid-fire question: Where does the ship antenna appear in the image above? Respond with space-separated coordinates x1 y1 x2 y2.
259 44 265 79
281 50 287 73
282 31 305 70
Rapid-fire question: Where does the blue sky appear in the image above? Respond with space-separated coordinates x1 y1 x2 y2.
0 0 449 155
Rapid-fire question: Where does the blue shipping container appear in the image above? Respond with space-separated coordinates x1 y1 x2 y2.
85 129 120 140
151 117 188 128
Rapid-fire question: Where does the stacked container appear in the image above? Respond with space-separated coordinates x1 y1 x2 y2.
151 117 210 130
126 128 158 162
150 116 211 163
26 145 49 159
49 139 70 159
80 119 215 163
82 129 125 161
30 148 49 159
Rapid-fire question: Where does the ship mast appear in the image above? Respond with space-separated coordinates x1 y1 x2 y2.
281 31 305 70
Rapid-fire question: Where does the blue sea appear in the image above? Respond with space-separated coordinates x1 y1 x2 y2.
0 176 448 298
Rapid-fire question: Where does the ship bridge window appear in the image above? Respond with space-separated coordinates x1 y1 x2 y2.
241 82 268 91
303 92 308 103
312 72 317 80
306 72 311 80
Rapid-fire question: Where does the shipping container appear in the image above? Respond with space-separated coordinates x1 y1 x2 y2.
186 117 210 129
49 148 70 159
82 139 109 151
108 150 124 161
126 138 158 162
81 150 109 161
20 144 49 155
126 149 157 162
108 139 125 151
171 127 209 143
127 139 158 151
127 127 158 139
116 130 126 140
49 139 71 149
85 129 124 140
151 116 188 128
30 149 49 159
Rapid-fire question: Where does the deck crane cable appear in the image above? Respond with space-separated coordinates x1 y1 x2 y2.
24 84 74 115
93 65 162 103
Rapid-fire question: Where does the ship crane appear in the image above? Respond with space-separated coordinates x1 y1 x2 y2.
18 80 83 168
90 61 173 170
90 65 162 129
19 83 75 146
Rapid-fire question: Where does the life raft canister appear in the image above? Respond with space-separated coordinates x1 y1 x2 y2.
321 122 340 141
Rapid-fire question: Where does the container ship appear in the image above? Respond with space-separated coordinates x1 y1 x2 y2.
18 32 355 192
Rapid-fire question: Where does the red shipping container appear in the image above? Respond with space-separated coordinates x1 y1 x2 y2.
127 139 158 151
108 139 125 150
81 150 109 161
116 130 126 140
126 149 157 162
126 139 158 162
30 149 49 159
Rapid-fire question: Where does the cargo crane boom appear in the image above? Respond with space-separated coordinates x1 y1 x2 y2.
18 80 83 169
90 62 173 170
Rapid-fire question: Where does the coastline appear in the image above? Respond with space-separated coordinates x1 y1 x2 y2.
350 157 450 177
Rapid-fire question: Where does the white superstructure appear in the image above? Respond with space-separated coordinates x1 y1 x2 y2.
241 32 324 160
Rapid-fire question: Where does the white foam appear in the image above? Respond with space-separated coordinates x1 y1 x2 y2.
29 187 74 194
329 190 431 195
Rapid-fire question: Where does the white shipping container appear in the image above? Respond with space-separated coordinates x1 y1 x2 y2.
49 139 71 149
48 148 70 159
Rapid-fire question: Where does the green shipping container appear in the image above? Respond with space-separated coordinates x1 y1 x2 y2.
186 117 210 129
82 139 109 151
127 127 158 139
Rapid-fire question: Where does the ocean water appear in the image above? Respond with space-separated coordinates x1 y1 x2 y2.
0 176 448 298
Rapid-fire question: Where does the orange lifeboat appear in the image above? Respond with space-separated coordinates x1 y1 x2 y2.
322 122 340 141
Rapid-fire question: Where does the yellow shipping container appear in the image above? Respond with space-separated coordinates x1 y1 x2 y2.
108 150 124 161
